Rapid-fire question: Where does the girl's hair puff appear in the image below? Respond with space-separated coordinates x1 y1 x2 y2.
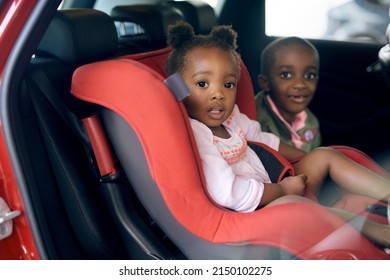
165 21 241 77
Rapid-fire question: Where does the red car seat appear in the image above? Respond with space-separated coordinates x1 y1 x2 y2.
71 57 390 259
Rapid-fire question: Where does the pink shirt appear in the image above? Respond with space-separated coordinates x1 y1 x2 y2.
190 105 280 212
267 95 307 149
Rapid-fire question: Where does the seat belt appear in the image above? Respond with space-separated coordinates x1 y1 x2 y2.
28 69 116 179
29 70 91 148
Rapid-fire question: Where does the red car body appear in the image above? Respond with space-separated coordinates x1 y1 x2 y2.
0 0 40 260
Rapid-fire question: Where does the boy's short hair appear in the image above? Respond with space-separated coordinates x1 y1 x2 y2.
261 36 319 76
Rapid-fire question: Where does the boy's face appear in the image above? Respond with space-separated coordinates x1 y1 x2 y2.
181 46 239 135
259 44 319 123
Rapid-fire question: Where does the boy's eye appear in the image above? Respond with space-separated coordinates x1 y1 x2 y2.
280 72 292 79
304 72 318 80
196 81 208 88
224 82 235 89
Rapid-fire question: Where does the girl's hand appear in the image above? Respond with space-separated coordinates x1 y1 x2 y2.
279 174 307 196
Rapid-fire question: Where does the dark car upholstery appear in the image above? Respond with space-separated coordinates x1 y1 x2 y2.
18 6 194 260
19 8 126 259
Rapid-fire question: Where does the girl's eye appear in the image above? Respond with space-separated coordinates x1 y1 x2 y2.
304 72 318 80
280 72 292 79
196 81 208 88
224 82 235 89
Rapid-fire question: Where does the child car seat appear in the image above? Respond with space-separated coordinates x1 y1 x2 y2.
122 47 390 219
71 57 390 260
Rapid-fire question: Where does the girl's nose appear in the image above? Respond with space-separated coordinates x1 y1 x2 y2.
212 88 225 100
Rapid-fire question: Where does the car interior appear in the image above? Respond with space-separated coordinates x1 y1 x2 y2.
5 0 390 259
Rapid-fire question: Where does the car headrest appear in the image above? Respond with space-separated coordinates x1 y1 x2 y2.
36 9 118 65
166 0 217 34
110 5 183 49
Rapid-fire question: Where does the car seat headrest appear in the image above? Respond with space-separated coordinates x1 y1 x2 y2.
166 0 217 34
36 9 118 65
110 5 183 49
122 47 257 120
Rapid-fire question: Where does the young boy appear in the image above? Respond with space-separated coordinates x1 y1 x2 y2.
255 37 321 152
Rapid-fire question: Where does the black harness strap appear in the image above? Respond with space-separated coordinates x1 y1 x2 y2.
248 142 294 183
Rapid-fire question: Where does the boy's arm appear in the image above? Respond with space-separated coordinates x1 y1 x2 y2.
278 141 306 162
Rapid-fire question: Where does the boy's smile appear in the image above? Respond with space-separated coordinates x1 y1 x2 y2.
287 94 310 103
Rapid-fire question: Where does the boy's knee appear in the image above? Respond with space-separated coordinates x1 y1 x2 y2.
311 146 342 158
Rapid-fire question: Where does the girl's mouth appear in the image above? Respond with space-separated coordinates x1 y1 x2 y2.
208 107 225 120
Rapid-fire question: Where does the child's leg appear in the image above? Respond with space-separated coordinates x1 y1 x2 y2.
265 194 390 247
327 207 390 247
265 194 317 207
293 147 390 202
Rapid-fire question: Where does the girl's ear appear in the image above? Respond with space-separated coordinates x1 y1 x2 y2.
257 74 269 91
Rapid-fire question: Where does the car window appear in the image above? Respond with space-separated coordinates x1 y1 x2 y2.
266 0 390 44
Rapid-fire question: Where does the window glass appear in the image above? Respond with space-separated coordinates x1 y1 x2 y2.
266 0 390 44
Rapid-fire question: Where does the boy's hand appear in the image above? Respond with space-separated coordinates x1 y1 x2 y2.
279 174 307 196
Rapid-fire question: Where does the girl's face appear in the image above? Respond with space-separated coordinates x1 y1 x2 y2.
181 46 239 136
259 44 319 123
